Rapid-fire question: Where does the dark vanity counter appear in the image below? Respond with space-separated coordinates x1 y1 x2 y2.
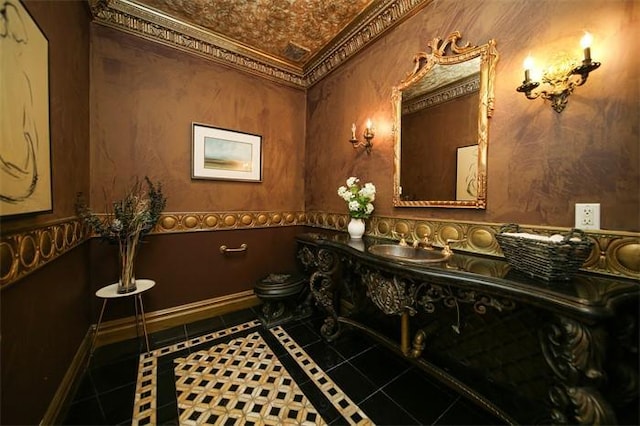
296 231 639 425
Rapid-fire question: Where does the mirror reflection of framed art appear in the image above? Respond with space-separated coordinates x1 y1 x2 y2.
456 144 478 201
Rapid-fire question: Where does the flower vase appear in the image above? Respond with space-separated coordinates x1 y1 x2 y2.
117 240 138 294
348 218 365 239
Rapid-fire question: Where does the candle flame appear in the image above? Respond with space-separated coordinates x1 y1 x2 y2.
580 32 592 49
523 56 534 70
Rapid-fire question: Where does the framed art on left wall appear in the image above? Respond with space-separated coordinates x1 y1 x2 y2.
192 123 263 182
0 0 52 217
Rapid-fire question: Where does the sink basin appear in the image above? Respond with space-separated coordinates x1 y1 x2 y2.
368 244 450 263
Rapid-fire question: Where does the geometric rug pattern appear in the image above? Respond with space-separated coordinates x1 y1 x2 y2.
174 331 324 425
132 320 261 425
131 320 374 425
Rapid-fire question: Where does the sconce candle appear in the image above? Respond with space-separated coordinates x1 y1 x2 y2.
581 32 592 63
351 123 356 140
523 56 534 83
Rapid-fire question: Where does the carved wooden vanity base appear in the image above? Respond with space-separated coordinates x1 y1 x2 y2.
297 231 639 425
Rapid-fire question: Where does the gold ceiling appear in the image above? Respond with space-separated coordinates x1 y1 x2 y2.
89 0 431 88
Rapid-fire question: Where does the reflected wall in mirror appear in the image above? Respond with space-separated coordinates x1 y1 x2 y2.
392 32 498 208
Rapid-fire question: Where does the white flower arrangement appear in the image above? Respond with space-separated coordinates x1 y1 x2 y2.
337 176 376 219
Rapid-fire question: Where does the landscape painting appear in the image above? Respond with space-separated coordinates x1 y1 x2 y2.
192 123 262 182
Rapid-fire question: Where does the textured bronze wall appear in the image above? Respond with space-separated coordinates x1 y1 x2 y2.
89 227 303 319
90 25 306 213
306 0 639 231
0 2 91 425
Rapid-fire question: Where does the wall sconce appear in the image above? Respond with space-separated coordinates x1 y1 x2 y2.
349 119 374 154
516 32 600 113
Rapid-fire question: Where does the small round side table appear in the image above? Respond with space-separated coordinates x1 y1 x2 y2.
90 279 155 355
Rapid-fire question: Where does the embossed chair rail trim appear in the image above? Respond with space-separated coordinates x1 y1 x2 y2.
2 210 637 288
305 211 640 280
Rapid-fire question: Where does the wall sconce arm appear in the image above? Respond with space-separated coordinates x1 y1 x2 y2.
516 34 601 113
349 121 374 154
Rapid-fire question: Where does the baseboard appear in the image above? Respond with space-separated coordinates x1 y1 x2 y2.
93 290 261 348
40 329 93 425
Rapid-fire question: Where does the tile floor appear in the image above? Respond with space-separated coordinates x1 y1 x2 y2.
63 307 506 425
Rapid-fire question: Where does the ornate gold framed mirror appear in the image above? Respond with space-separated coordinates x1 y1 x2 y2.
392 32 498 208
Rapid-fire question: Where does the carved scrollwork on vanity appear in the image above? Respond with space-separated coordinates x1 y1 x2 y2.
540 316 614 425
298 245 342 340
362 270 416 316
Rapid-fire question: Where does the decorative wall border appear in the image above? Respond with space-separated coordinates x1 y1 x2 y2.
2 210 637 288
0 218 89 289
305 211 640 280
0 211 307 288
88 0 432 88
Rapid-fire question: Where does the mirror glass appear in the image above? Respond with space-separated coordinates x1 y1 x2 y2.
392 32 498 208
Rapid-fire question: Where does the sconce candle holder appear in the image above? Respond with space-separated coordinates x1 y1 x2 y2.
349 120 374 154
516 33 600 113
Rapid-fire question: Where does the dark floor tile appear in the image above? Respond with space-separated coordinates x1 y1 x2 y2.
302 340 345 370
301 309 329 330
298 379 343 425
63 395 106 425
351 345 411 388
359 390 419 426
157 369 178 408
70 373 97 402
99 382 135 425
277 352 313 386
149 324 187 349
184 315 225 339
221 307 258 327
259 327 290 357
281 322 322 347
327 362 378 404
90 337 141 368
330 328 377 360
435 398 506 425
384 368 458 424
156 402 179 425
90 356 138 394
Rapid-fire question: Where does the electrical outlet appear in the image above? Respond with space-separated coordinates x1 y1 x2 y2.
575 203 600 230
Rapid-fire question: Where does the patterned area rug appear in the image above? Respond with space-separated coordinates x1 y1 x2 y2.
132 321 372 425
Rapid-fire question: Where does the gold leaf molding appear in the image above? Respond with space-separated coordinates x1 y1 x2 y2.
306 211 640 280
2 210 637 288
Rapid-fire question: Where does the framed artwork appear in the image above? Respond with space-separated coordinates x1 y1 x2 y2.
456 144 478 201
1 0 52 216
192 123 262 182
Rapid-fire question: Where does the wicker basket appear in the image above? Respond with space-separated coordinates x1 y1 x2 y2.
495 224 594 281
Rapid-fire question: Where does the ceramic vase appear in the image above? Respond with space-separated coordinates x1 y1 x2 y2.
348 218 365 239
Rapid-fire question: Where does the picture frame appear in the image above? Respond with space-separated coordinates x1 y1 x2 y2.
456 144 478 201
192 123 262 182
1 0 52 217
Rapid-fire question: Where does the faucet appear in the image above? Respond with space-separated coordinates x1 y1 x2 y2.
412 235 433 250
442 238 466 256
392 231 408 246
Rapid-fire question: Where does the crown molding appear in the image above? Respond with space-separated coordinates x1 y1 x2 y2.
88 0 432 88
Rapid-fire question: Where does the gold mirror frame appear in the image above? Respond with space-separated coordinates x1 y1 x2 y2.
392 32 498 209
